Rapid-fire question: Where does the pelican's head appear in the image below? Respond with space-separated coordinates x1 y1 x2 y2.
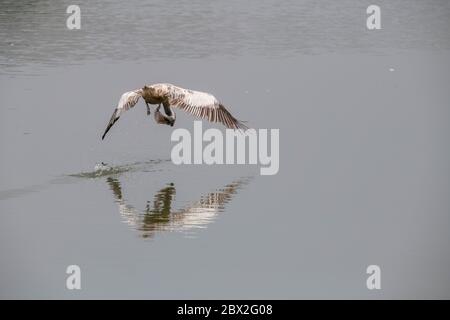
154 107 175 126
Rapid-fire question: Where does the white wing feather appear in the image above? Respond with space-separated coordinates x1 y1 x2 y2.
165 85 247 130
116 90 142 116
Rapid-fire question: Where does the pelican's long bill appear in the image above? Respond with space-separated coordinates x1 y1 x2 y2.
102 109 120 140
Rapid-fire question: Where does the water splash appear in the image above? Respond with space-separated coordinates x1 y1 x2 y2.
69 159 168 179
0 159 170 201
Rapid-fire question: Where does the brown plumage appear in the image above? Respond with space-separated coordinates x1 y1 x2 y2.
101 83 248 140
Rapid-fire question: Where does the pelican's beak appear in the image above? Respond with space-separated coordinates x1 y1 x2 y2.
102 108 120 140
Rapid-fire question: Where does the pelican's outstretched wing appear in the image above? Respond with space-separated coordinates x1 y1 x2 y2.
164 85 248 130
102 90 142 140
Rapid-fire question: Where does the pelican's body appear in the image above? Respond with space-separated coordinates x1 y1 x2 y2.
101 83 247 140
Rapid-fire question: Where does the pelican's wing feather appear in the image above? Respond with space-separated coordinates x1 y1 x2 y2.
165 85 247 130
101 90 142 140
117 90 142 114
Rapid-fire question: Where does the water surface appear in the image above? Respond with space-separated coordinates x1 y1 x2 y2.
1 0 450 299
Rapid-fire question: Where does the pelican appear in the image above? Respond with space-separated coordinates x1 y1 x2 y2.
101 83 247 140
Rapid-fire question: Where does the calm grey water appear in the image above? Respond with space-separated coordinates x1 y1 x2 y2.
1 0 450 299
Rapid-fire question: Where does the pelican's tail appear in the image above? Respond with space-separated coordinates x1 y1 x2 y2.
102 109 120 140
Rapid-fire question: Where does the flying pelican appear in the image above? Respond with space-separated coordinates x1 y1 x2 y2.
101 83 247 140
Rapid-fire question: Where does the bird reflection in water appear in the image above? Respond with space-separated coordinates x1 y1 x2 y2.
106 177 250 239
